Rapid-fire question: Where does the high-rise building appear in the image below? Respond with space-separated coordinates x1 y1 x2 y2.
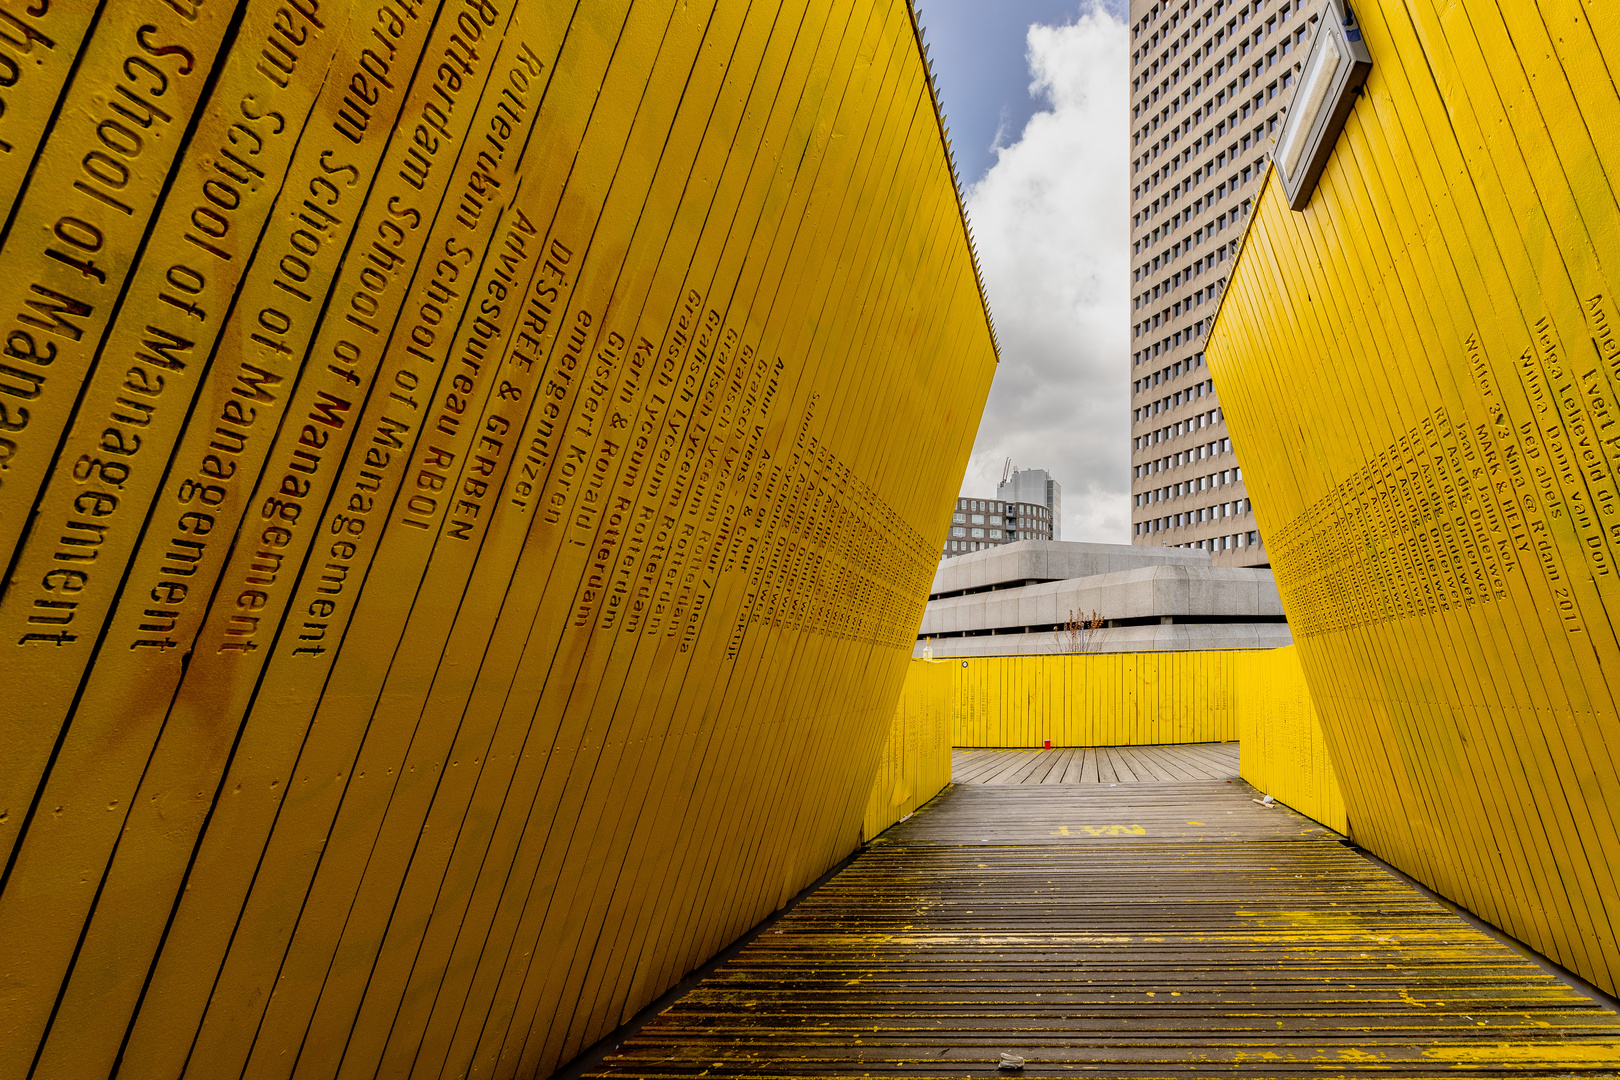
997 467 1062 540
1127 0 1322 566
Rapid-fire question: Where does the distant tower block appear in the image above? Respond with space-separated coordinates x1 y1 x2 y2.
1127 0 1324 565
998 466 1061 539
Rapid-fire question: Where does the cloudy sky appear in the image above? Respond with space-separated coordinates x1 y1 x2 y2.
914 0 1130 543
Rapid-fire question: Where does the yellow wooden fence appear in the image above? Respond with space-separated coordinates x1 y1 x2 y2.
1233 648 1348 835
952 651 1241 748
927 647 1345 833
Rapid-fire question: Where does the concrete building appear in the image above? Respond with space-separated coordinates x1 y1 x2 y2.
942 496 1054 558
1128 0 1323 566
916 540 1290 657
997 467 1061 539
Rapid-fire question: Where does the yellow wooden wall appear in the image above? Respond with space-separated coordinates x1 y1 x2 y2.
1235 647 1348 835
863 658 955 839
948 648 1346 833
0 3 997 1078
1208 0 1620 996
953 651 1242 747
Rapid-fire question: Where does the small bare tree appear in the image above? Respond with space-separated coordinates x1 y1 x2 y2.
1056 608 1106 653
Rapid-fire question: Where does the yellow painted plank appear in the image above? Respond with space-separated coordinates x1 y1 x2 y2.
0 3 368 1072
0 0 237 566
0 0 240 870
947 650 1267 749
0 3 99 227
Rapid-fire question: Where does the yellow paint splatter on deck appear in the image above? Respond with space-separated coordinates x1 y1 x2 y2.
1423 1043 1620 1065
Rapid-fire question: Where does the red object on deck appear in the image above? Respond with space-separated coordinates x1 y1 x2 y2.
1044 740 1051 749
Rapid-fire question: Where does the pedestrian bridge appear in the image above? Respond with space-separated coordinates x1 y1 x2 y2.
2 0 1619 1077
587 747 1620 1077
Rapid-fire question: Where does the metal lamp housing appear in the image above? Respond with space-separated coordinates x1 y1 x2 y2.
1274 0 1373 211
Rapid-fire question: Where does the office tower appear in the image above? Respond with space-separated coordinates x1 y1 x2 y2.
1128 0 1321 565
998 467 1062 540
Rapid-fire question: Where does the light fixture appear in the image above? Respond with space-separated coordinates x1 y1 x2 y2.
1273 0 1372 211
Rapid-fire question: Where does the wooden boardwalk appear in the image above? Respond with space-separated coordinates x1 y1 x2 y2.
953 742 1239 785
589 761 1620 1077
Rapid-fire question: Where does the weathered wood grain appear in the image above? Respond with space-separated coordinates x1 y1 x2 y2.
594 777 1620 1076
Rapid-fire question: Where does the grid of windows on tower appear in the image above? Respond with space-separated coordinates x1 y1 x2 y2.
1127 0 1319 566
941 498 1053 558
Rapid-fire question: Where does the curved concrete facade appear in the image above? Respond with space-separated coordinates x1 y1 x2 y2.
919 623 1295 658
929 539 1207 596
917 541 1291 656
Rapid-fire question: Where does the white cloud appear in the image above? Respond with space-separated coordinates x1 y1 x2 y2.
962 4 1129 543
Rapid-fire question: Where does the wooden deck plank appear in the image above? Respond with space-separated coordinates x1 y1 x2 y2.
1101 747 1135 782
1114 746 1167 782
1138 746 1186 781
1133 746 1196 782
964 751 1015 784
953 744 1245 786
951 749 1010 783
999 752 1052 786
1175 742 1240 774
1044 749 1074 784
1169 743 1224 767
593 783 1620 1077
1026 749 1058 785
1036 751 1075 786
965 752 1014 784
1016 750 1054 786
1152 748 1206 782
982 752 1041 786
1110 748 1142 782
974 751 1033 785
1095 749 1118 784
1080 748 1099 784
1058 748 1088 785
